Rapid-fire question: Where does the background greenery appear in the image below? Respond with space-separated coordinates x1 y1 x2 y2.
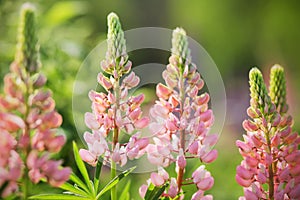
1 0 299 199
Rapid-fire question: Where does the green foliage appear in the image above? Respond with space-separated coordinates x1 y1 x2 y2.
144 183 169 200
29 142 136 200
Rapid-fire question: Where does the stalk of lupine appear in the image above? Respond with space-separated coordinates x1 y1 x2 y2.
140 28 217 200
236 65 300 200
79 12 149 199
0 3 70 198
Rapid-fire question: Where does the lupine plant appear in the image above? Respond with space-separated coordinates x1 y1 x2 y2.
30 12 149 200
79 12 150 200
0 3 70 199
139 28 218 200
236 65 300 199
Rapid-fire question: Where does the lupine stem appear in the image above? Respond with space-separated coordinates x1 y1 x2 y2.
265 130 274 199
111 82 120 200
177 72 186 193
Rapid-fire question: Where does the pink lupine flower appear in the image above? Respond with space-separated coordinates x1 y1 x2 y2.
0 4 70 197
79 13 149 172
0 130 23 198
139 184 148 198
142 28 218 198
236 66 300 199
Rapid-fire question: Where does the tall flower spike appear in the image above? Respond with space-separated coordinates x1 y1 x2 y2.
80 12 149 200
142 28 217 199
269 64 288 114
236 66 300 200
0 3 70 198
15 3 40 74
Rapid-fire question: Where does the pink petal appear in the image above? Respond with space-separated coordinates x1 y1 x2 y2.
150 172 165 186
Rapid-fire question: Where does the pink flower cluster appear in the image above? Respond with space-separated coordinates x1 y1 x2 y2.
0 64 71 197
0 115 24 197
140 28 218 199
0 4 70 197
236 67 300 200
79 14 149 167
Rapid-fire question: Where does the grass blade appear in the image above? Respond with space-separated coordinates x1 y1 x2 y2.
59 182 89 197
29 194 91 200
94 158 103 193
72 142 94 194
69 173 90 193
96 166 136 199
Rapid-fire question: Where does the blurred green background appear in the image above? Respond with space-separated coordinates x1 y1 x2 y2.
1 0 299 199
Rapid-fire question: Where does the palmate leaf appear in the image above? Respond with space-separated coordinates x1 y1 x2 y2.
72 142 94 195
59 181 88 197
69 173 90 194
29 194 91 200
96 166 136 199
144 183 169 200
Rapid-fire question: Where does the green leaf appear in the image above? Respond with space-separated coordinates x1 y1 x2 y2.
69 173 90 193
119 180 131 200
59 182 89 197
29 194 91 200
96 166 136 199
94 158 103 193
144 183 168 200
72 142 94 194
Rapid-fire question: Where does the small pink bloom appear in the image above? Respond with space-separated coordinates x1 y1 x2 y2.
48 167 71 187
127 146 139 160
236 140 252 153
156 83 172 99
85 112 99 130
201 150 218 163
158 167 169 181
236 174 252 187
168 178 178 198
79 149 97 166
139 184 148 198
177 149 186 168
134 117 150 129
196 176 214 191
244 189 258 200
189 141 199 154
150 172 165 186
191 190 204 200
236 165 253 180
97 73 112 90
242 120 259 132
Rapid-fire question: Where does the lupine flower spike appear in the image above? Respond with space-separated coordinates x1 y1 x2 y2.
140 28 218 200
236 65 300 200
79 12 149 200
0 3 70 198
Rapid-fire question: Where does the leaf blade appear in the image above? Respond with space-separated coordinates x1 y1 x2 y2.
96 166 136 199
72 142 94 194
29 194 91 200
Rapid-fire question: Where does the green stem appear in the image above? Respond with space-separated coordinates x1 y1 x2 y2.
111 81 120 200
110 161 117 200
263 125 274 200
176 74 186 193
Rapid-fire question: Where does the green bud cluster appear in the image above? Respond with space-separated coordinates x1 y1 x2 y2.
106 12 127 64
15 3 40 74
249 68 272 113
269 64 288 114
